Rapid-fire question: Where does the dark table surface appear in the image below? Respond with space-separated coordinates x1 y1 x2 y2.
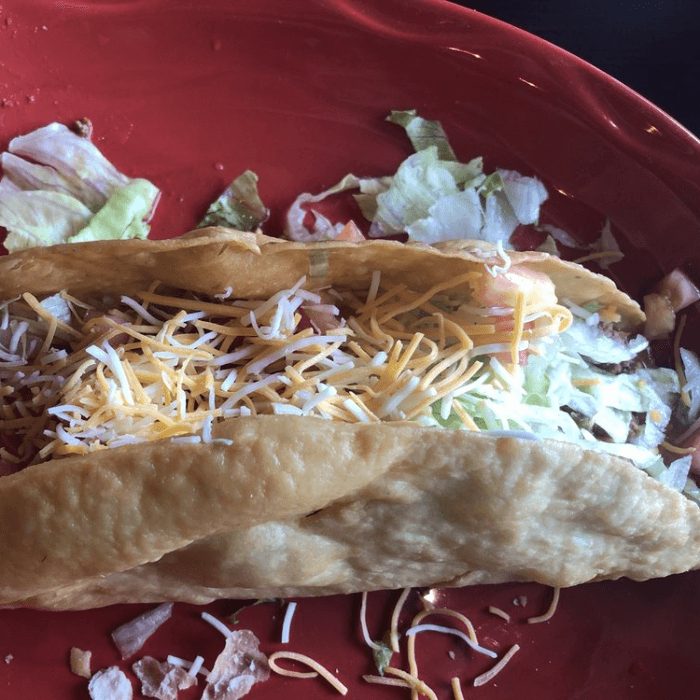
451 1 700 139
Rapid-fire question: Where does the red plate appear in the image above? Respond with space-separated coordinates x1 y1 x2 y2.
3 1 700 698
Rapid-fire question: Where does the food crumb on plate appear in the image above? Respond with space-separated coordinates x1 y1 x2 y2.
70 647 92 679
88 666 132 700
132 656 197 700
202 629 270 700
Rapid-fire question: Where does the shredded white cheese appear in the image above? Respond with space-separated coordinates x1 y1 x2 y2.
1 271 572 465
405 624 497 658
280 601 297 644
200 611 233 638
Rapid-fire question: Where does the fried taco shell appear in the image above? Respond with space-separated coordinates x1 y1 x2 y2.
1 229 698 611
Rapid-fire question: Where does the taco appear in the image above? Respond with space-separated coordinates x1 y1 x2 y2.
0 228 698 610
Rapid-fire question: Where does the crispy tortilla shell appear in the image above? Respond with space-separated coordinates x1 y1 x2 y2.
0 227 644 325
4 419 700 609
1 230 687 610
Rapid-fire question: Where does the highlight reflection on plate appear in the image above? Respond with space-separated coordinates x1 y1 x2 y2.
2 1 700 698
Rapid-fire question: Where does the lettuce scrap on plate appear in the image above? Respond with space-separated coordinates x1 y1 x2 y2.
282 110 549 246
0 122 160 252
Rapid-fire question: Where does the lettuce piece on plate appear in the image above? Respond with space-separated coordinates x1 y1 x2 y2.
198 170 269 231
369 146 465 237
284 173 364 242
284 109 549 248
68 179 160 243
0 122 160 252
385 109 458 161
680 348 700 421
367 110 549 246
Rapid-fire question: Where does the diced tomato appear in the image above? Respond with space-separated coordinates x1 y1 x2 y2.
475 265 557 309
335 220 366 242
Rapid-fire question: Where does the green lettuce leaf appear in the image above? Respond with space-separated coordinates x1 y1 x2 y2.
0 122 161 251
372 641 394 676
68 179 160 243
198 170 268 231
0 191 94 251
386 109 458 161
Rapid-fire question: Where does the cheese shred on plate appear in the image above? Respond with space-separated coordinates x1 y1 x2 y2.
527 586 560 624
472 644 521 687
268 651 348 695
451 677 466 700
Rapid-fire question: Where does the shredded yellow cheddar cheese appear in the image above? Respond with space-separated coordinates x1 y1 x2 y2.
1 270 572 464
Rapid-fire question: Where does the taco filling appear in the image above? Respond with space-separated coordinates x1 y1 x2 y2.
0 254 690 499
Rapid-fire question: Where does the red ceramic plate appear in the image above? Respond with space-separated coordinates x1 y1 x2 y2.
3 1 700 699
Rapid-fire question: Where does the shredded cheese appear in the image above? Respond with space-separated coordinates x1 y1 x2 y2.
188 655 205 678
661 440 696 455
383 667 439 700
671 312 692 408
200 611 232 638
363 674 411 688
487 606 511 621
572 251 624 265
390 588 412 652
405 624 497 658
572 378 602 387
510 292 525 364
281 601 297 644
406 607 482 700
268 652 348 695
1 270 573 464
21 292 80 339
166 655 209 677
451 677 466 700
359 592 378 650
472 644 521 687
527 586 560 624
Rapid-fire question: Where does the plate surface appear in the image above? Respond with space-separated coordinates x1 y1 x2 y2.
3 1 700 698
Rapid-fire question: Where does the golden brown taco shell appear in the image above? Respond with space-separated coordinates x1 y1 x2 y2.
3 229 697 611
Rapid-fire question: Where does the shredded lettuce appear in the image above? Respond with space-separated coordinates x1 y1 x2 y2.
497 169 548 226
0 122 160 252
4 122 129 209
535 219 625 267
559 320 648 365
368 112 549 245
285 174 364 242
198 170 268 231
405 188 484 244
0 191 94 250
647 455 693 493
284 110 548 248
68 179 160 243
435 313 686 494
385 109 458 161
589 218 624 269
366 145 542 246
680 348 700 421
368 147 462 237
372 641 394 676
